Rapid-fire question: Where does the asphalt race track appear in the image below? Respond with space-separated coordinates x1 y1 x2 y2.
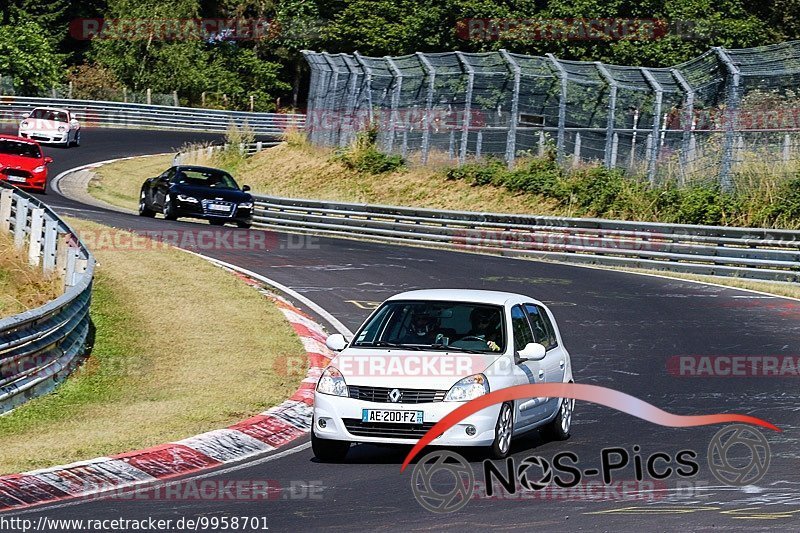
4 128 800 531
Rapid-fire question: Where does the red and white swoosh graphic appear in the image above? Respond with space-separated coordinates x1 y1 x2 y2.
400 383 780 471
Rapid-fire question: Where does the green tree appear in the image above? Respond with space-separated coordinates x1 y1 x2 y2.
0 21 62 94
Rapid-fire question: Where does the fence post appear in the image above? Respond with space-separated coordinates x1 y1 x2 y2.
671 68 695 186
385 57 403 153
546 54 567 164
28 208 44 267
641 68 663 185
321 53 342 147
476 131 483 159
340 54 361 147
353 52 374 130
784 134 791 163
572 133 582 167
301 51 319 144
538 130 545 157
455 52 474 165
43 218 58 274
0 189 11 232
146 88 152 105
714 46 740 192
417 53 436 164
14 198 28 249
123 87 128 103
595 62 618 169
611 132 619 167
173 91 179 106
500 50 521 168
68 81 73 99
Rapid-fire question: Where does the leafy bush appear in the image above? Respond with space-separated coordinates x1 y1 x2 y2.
332 128 405 174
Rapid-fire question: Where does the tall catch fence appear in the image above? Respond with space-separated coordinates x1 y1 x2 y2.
303 42 800 189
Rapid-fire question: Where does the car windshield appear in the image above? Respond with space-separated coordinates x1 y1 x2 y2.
172 169 239 190
0 139 41 158
29 109 68 122
352 300 506 353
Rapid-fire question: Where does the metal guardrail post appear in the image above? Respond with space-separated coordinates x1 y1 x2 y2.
671 68 695 186
455 52 474 165
714 46 740 192
595 62 618 169
43 218 58 274
499 50 521 168
641 68 663 185
546 54 568 164
28 208 44 266
417 53 436 164
14 197 28 248
0 189 11 232
385 57 403 153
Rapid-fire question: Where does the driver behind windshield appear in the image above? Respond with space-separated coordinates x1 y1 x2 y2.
466 307 502 352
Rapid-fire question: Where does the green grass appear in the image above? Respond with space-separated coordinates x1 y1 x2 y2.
0 218 307 474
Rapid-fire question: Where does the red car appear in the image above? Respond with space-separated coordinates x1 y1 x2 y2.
0 135 52 193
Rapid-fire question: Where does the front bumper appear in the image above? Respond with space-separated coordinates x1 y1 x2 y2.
0 172 46 192
19 130 69 144
313 391 501 446
173 199 253 223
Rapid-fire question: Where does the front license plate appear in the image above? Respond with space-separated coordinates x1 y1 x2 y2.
362 409 423 424
209 203 230 212
7 176 26 183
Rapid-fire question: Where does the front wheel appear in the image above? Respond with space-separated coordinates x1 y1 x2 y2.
542 397 574 441
311 428 350 462
72 130 81 147
237 221 252 229
139 190 156 217
488 402 514 459
209 219 226 226
163 195 178 220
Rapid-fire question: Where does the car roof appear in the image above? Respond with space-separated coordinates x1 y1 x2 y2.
30 107 70 114
386 289 539 307
0 134 39 145
174 165 228 173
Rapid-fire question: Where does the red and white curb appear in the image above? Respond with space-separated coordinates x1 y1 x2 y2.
0 274 333 511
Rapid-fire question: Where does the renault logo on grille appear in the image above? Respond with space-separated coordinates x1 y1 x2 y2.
388 388 402 403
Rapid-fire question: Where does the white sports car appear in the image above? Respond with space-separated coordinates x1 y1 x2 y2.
313 289 575 461
18 107 81 147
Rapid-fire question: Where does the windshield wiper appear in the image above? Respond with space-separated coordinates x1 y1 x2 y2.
429 344 485 354
355 341 423 350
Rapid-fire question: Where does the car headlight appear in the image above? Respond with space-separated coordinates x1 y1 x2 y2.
58 126 66 132
316 366 348 397
177 194 199 203
444 373 490 402
33 165 46 173
238 202 253 209
20 121 29 129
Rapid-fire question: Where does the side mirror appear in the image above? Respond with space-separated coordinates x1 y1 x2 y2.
517 342 546 361
44 157 53 164
242 185 251 192
325 334 348 352
70 119 79 127
21 112 30 119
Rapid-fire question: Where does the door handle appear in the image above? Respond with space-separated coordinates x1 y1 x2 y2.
560 360 565 369
538 369 544 380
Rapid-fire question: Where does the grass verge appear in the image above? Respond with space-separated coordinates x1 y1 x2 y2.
0 218 306 474
89 154 175 212
0 232 60 319
86 144 798 301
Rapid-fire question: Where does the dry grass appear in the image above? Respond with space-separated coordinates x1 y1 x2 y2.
0 218 306 474
89 154 175 212
0 232 61 319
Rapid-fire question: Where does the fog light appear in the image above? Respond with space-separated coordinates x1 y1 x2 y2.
465 425 476 436
318 418 327 429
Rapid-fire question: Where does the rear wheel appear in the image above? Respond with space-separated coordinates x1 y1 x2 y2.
489 402 514 459
237 221 252 229
163 195 178 221
138 190 155 217
209 219 226 226
542 397 574 441
311 428 350 462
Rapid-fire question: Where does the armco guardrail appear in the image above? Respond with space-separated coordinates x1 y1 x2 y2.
251 195 800 282
0 96 305 137
0 183 95 413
